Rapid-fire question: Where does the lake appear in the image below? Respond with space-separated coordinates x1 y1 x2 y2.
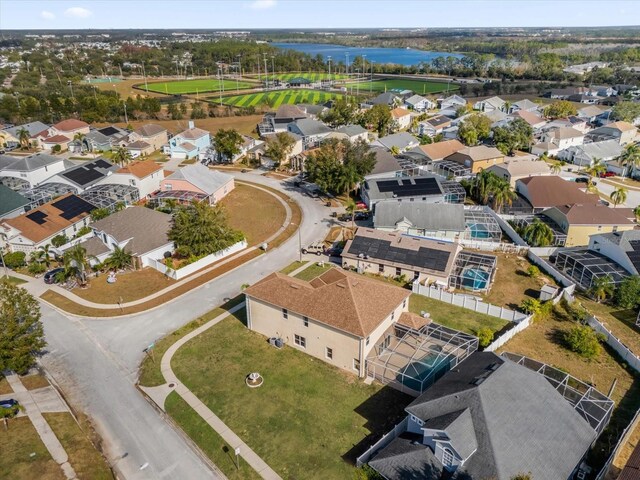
272 42 462 67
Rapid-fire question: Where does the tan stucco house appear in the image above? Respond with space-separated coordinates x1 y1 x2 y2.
444 145 505 174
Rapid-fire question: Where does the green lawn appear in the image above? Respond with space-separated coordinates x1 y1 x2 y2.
171 313 411 479
1 276 27 285
279 261 308 275
409 294 510 336
293 262 333 281
352 78 457 95
213 89 343 108
143 78 255 95
165 392 262 480
249 72 349 82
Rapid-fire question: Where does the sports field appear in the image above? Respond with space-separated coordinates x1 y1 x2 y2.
142 78 256 95
215 89 343 108
350 78 458 94
250 72 348 82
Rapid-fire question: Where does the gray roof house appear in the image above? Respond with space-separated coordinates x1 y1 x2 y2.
362 175 446 210
369 92 402 106
404 94 434 112
558 139 623 167
0 153 73 188
2 121 50 141
509 98 540 113
0 184 29 219
366 146 404 180
43 158 119 192
335 124 369 143
373 202 466 240
373 132 420 153
287 118 333 149
368 351 602 480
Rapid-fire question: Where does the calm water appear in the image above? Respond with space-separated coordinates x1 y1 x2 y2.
273 42 462 66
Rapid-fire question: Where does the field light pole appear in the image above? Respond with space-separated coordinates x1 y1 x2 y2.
327 56 331 85
263 53 268 89
370 61 374 92
142 61 148 92
362 55 366 82
271 56 275 87
345 52 349 75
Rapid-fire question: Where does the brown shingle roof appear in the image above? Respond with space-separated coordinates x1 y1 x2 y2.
418 139 464 161
518 176 600 209
134 124 166 137
244 268 410 338
397 311 431 330
43 135 70 144
607 121 636 133
391 107 411 119
447 145 504 162
179 127 209 140
126 140 151 150
52 119 89 132
512 110 545 127
549 204 635 226
117 160 162 178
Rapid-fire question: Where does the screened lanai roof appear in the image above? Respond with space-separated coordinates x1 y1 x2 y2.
433 160 471 177
149 190 208 204
449 251 498 292
20 182 78 208
79 184 139 210
441 180 466 204
463 208 502 242
553 249 630 288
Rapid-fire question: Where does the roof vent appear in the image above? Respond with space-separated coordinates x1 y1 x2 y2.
289 284 300 289
336 283 346 289
472 377 486 386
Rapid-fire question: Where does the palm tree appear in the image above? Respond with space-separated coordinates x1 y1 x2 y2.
586 158 606 179
73 132 86 153
114 202 126 212
491 180 516 213
32 244 52 268
618 144 640 178
585 179 599 195
588 275 614 303
522 219 554 247
473 170 497 205
63 244 97 286
550 162 562 175
611 187 628 208
345 198 357 229
113 146 132 166
17 128 30 150
634 204 640 221
104 246 133 270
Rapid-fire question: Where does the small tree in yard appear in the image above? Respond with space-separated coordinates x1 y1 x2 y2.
3 251 26 269
213 129 243 163
565 325 605 359
51 234 69 248
588 275 614 303
614 275 640 309
0 281 46 375
476 327 494 348
526 265 540 278
105 246 133 271
91 207 110 221
520 298 541 316
264 132 295 168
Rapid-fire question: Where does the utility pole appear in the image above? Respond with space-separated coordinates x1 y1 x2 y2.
362 55 366 83
370 61 374 92
218 67 223 106
67 80 75 101
123 102 128 124
271 55 275 87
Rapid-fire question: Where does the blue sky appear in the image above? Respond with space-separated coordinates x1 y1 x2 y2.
0 1 638 30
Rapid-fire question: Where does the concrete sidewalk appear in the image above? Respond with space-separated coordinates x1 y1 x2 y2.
156 302 282 480
5 375 78 480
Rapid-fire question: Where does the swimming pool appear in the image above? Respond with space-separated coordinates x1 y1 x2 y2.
467 222 492 239
461 267 490 291
396 352 451 392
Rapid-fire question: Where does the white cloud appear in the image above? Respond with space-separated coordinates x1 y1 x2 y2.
249 0 277 10
40 10 56 20
64 7 93 18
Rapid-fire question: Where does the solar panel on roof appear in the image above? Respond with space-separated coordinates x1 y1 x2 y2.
63 166 104 186
627 252 640 272
52 195 95 220
93 159 112 169
26 210 47 225
98 126 119 137
628 240 640 251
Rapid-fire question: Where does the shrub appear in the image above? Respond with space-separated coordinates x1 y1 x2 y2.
520 298 541 315
476 327 494 348
3 251 26 269
74 226 92 238
526 265 540 278
27 261 46 275
51 234 69 247
614 275 640 310
565 325 605 359
51 144 62 153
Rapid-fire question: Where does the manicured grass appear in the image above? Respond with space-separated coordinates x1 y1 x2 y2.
71 268 175 305
171 314 412 479
579 296 640 356
20 374 50 391
279 261 308 275
1 275 27 285
496 301 640 469
352 78 457 95
220 183 286 246
263 72 349 82
294 262 334 281
409 293 510 336
143 78 255 95
165 392 262 480
138 295 246 387
214 89 343 108
0 416 64 480
44 413 113 480
482 252 558 310
0 376 13 394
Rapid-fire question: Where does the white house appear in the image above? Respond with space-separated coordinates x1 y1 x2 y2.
404 94 434 112
96 160 164 198
0 153 71 188
542 127 584 150
557 140 623 168
439 95 466 112
589 230 640 276
335 125 369 144
391 107 412 131
473 96 506 113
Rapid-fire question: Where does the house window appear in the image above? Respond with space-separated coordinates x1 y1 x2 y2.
165 183 172 191
442 448 454 467
395 267 401 276
353 358 360 371
391 310 395 321
403 299 407 308
294 335 306 348
379 264 384 273
282 308 288 319
303 316 309 327
326 347 333 360
366 336 370 345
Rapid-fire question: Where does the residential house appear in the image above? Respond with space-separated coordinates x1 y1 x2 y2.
568 93 603 104
482 109 509 127
365 147 404 180
368 92 402 107
41 135 72 152
577 105 606 123
341 228 461 285
404 94 434 112
129 124 169 152
439 95 466 112
165 121 211 160
411 139 465 163
542 127 585 150
0 193 95 254
43 158 119 193
80 126 130 153
335 125 369 144
0 153 72 188
510 109 547 130
418 115 452 137
563 61 608 75
486 157 552 187
374 202 467 241
244 268 411 377
257 132 303 168
287 118 333 149
589 85 617 97
368 351 601 480
548 86 591 99
589 229 640 276
48 119 90 140
543 204 635 246
508 99 540 114
558 140 624 168
88 206 173 269
125 140 154 158
443 145 504 174
210 134 264 164
258 104 308 135
391 107 412 131
473 96 506 112
159 163 234 205
297 103 329 119
516 176 600 212
362 175 446 210
97 160 163 198
373 132 420 153
588 121 638 145
0 184 29 219
0 121 50 149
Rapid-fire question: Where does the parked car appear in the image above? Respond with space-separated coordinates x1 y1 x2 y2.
354 211 371 221
301 242 325 255
574 177 589 183
44 267 65 284
324 246 343 257
0 399 18 409
599 172 616 178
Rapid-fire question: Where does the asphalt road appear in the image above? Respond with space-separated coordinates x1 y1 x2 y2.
558 168 640 207
38 172 334 480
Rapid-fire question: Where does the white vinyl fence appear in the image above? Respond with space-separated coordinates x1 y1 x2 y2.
147 240 247 280
484 315 533 352
356 416 408 467
528 248 577 289
587 315 640 373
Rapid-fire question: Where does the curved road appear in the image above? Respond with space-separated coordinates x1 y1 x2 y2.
38 172 333 480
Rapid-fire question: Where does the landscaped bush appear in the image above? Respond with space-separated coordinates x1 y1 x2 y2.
476 327 494 348
3 251 26 269
614 275 640 310
51 234 69 247
27 262 46 275
564 325 606 359
526 265 540 278
75 226 92 238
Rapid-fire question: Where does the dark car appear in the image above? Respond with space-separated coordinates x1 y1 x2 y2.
44 267 64 284
575 177 596 185
354 211 371 221
0 399 18 409
324 246 343 257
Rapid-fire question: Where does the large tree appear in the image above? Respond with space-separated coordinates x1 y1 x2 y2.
169 201 244 258
522 219 554 247
491 179 517 212
618 144 640 178
63 244 97 286
0 281 46 375
458 113 492 146
612 101 640 123
264 132 296 167
213 129 243 163
492 118 533 155
614 275 640 309
321 97 359 127
543 100 577 119
360 104 392 136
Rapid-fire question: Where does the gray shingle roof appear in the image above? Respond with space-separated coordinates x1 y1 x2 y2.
165 163 233 196
0 184 29 216
1 153 62 172
371 92 401 105
335 124 368 137
3 121 50 138
368 146 402 176
374 202 466 232
290 118 332 137
377 132 420 151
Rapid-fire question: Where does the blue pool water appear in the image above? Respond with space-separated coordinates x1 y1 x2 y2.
468 223 492 239
396 352 451 392
462 268 490 291
273 42 463 66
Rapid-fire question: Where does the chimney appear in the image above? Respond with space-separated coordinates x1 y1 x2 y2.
188 120 195 129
